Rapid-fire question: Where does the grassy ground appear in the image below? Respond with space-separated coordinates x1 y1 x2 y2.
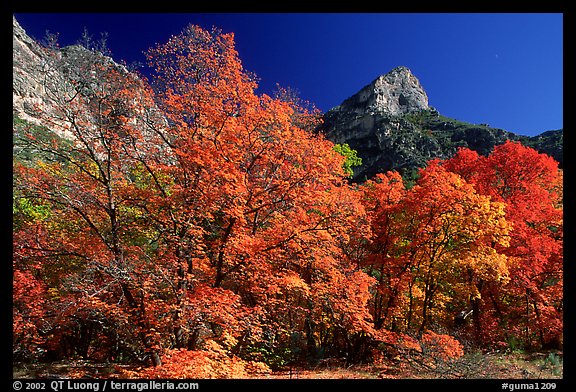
267 351 563 379
13 350 562 379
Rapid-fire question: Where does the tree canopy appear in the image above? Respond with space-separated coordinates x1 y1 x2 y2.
13 24 563 377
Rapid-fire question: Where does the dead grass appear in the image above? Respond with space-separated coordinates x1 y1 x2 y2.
13 351 562 379
265 350 563 380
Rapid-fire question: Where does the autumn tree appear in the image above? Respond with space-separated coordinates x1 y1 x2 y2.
444 142 563 349
14 23 378 374
13 39 176 365
142 24 377 369
408 162 512 339
359 171 408 332
358 161 512 355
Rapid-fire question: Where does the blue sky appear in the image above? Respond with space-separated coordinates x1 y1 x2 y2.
14 13 563 136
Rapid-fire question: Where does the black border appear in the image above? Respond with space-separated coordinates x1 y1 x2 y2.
7 1 573 389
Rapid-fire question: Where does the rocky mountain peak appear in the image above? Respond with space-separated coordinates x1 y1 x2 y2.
335 66 429 116
319 65 561 183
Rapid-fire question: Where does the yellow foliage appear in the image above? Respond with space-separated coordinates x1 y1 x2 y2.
464 246 510 284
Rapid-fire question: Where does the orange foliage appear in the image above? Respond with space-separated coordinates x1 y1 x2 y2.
120 344 270 379
13 22 562 374
444 142 562 348
420 331 464 361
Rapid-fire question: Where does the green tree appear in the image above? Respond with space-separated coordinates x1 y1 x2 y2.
333 143 362 177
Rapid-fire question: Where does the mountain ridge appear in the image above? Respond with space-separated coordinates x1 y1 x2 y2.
333 66 429 116
12 16 562 184
319 67 563 182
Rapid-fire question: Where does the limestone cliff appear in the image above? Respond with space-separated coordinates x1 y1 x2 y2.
13 16 562 183
13 16 166 141
13 15 61 129
333 66 429 116
320 67 563 182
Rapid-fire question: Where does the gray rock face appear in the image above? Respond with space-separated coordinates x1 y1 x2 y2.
13 15 166 140
13 15 57 128
333 66 429 116
13 16 93 138
321 67 436 180
322 108 445 181
320 66 562 182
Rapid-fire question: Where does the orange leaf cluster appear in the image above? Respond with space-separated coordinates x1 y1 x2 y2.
13 24 562 375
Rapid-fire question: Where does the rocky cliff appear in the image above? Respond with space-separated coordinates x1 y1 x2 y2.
320 67 563 182
13 16 59 129
13 15 110 137
333 66 429 116
13 17 562 183
13 16 166 142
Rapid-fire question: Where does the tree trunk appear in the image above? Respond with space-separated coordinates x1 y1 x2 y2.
530 292 546 348
471 297 481 345
214 217 236 288
121 282 162 366
304 317 317 358
406 279 415 332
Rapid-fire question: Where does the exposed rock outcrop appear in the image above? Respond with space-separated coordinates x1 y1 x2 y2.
13 15 166 140
13 15 58 128
13 16 562 183
330 66 429 117
320 67 563 182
